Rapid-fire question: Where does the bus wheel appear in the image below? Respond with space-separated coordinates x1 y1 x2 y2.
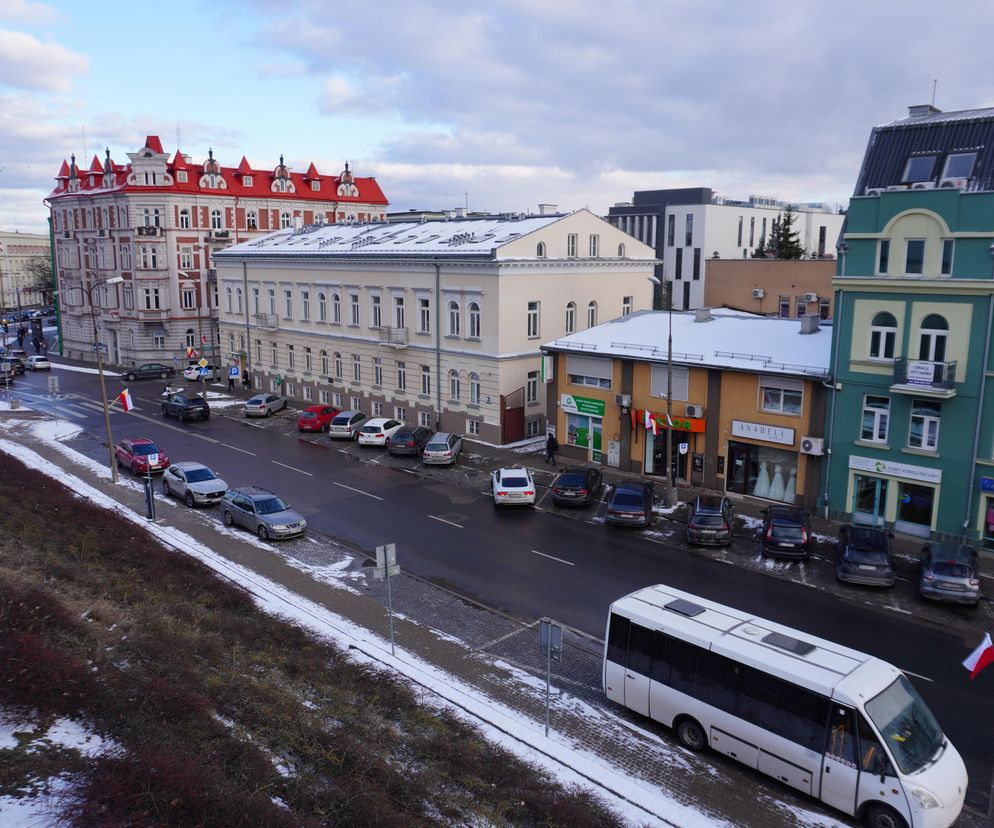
863 804 907 828
675 717 707 751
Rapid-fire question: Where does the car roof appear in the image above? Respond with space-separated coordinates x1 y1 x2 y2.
230 486 276 499
364 417 392 426
768 505 804 518
303 404 329 413
927 542 976 561
496 467 529 475
430 432 455 440
693 495 727 511
334 409 361 417
128 437 156 446
173 461 209 471
246 394 267 401
615 479 649 491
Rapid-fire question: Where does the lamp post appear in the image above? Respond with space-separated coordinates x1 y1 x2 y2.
83 275 124 483
648 275 677 507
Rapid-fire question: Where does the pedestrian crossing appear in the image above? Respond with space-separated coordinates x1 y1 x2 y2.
14 395 144 420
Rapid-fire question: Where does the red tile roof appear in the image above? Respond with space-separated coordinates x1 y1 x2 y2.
144 135 165 154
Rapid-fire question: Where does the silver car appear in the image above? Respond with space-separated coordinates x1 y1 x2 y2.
423 432 462 465
162 461 227 507
920 542 981 606
243 393 287 418
221 486 307 541
328 410 367 440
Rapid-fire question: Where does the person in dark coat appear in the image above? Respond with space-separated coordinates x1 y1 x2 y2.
545 431 560 465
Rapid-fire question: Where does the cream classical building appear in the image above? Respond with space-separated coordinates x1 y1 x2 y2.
215 210 656 443
0 230 52 309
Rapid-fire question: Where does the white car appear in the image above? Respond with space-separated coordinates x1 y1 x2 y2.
161 461 228 507
25 355 51 371
357 417 404 446
490 467 536 507
183 365 210 381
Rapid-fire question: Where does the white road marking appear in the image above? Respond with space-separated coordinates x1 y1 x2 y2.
429 515 462 528
272 461 313 476
220 442 255 456
901 669 933 682
531 549 574 566
333 481 382 500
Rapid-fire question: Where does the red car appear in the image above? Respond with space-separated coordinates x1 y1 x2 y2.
114 437 170 476
297 404 340 433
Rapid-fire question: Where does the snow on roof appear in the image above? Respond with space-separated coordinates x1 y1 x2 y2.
544 309 830 378
216 214 566 259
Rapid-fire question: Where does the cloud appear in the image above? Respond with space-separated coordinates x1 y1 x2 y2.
0 28 87 91
0 0 62 25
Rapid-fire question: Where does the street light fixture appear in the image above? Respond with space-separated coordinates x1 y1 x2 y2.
83 275 124 483
648 275 677 507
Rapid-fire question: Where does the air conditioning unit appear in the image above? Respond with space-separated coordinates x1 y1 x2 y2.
939 177 969 189
614 393 632 408
752 288 766 299
800 436 824 456
886 185 909 191
863 187 886 197
911 181 937 190
804 292 819 303
685 404 703 418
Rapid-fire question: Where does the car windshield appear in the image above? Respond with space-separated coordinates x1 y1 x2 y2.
865 675 944 774
849 527 888 552
254 496 289 515
845 547 890 566
557 473 587 487
332 415 352 425
361 425 381 433
500 475 529 488
933 560 972 577
426 442 449 452
773 525 804 540
612 491 644 508
299 412 317 419
132 444 160 456
247 397 265 405
185 468 216 483
691 514 725 527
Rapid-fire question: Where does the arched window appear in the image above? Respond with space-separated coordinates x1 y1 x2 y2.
468 302 481 338
179 208 191 229
334 352 343 379
235 287 243 314
280 211 291 229
449 370 460 400
617 243 626 257
318 293 327 322
537 241 547 258
321 350 329 376
246 210 258 230
210 209 223 230
447 300 460 337
225 286 233 313
314 212 325 225
332 293 341 324
918 314 948 362
185 328 195 348
469 372 480 405
228 332 234 353
869 311 897 360
587 301 597 328
565 302 576 334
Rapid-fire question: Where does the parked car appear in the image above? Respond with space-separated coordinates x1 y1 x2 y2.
0 364 15 385
686 495 733 546
760 505 810 559
161 461 227 507
387 425 434 456
0 356 25 375
551 466 603 507
114 437 170 476
297 404 340 433
161 392 210 421
490 467 536 507
422 432 462 465
328 410 368 440
122 363 176 381
5 348 28 362
920 542 981 605
605 480 655 527
221 486 307 541
358 417 404 446
836 524 895 587
25 355 51 371
183 365 211 381
243 393 287 418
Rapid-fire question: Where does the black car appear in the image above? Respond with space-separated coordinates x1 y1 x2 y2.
760 505 810 559
551 466 603 507
686 495 733 546
0 356 26 375
836 524 895 587
387 425 434 456
161 392 211 421
123 362 176 381
605 480 655 527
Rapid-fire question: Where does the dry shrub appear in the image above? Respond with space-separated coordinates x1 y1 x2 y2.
0 632 94 716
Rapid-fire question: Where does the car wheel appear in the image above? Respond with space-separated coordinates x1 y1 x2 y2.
322 423 329 433
126 372 137 381
161 405 168 416
223 511 234 527
179 410 187 422
258 525 270 541
203 411 210 421
161 478 170 496
862 803 907 828
265 408 272 417
675 717 707 751
159 371 168 379
184 491 195 508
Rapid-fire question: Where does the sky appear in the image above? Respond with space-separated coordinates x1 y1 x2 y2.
3 0 994 233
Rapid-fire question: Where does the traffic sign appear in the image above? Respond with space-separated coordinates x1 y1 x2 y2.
198 358 208 368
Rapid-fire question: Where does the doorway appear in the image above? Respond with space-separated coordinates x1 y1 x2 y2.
853 475 887 527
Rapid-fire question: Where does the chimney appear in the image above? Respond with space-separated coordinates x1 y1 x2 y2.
908 104 942 118
799 315 821 335
452 207 466 219
694 308 712 323
538 203 558 216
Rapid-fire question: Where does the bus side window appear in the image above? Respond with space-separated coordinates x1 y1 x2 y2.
858 715 896 778
626 622 653 678
651 632 672 685
826 705 858 766
607 613 630 665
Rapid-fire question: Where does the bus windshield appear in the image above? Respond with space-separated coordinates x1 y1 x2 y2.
864 675 944 774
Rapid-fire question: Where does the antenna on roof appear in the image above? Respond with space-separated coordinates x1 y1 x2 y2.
176 122 181 152
931 78 938 106
81 125 87 162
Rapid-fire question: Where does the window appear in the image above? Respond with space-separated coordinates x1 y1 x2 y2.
251 288 260 314
349 293 360 326
395 295 406 329
469 372 480 405
666 214 675 246
351 396 362 411
878 240 890 275
179 208 191 229
567 233 578 257
311 180 320 192
181 287 195 309
565 302 576 333
318 293 327 322
177 170 187 183
903 155 938 183
527 301 540 338
301 291 310 321
418 297 431 333
918 314 948 361
352 353 361 382
468 302 481 338
153 334 165 349
941 239 954 275
321 350 329 376
280 211 291 229
526 371 538 404
394 406 406 422
139 245 158 269
302 387 312 401
284 289 293 319
618 243 625 257
778 295 790 318
942 152 977 179
371 401 382 417
447 300 460 336
449 370 460 400
685 213 694 246
287 344 295 369
622 296 633 317
589 234 599 257
255 340 262 363
334 392 343 408
905 240 925 274
304 348 312 373
371 295 382 328
692 248 701 280
421 365 431 396
526 418 542 437
795 296 807 318
210 209 222 230
587 301 597 328
737 216 743 247
909 399 941 451
749 217 755 247
467 419 480 435
142 287 160 310
818 226 827 258
184 328 195 348
268 288 276 315
332 293 341 324
869 312 897 360
397 361 407 390
820 297 831 320
271 342 278 366
319 390 329 404
334 352 343 379
373 357 382 386
861 396 890 443
675 248 683 279
760 376 802 415
537 241 546 258
419 412 432 427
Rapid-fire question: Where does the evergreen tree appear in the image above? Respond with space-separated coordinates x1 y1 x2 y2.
767 206 805 259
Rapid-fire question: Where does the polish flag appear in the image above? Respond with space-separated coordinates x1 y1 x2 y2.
644 409 658 436
117 388 134 412
962 633 994 680
665 412 675 428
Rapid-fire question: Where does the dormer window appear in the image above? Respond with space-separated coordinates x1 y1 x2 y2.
177 170 187 183
902 155 937 183
311 180 320 191
942 152 977 179
243 175 253 187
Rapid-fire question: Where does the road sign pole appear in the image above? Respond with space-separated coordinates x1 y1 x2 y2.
538 618 562 738
385 566 395 656
545 635 551 737
374 543 400 657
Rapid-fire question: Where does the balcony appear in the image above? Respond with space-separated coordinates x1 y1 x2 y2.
136 225 160 237
204 230 230 241
253 313 278 330
137 308 167 321
378 326 408 348
890 358 957 398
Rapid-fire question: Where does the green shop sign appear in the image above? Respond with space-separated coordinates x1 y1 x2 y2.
560 393 606 417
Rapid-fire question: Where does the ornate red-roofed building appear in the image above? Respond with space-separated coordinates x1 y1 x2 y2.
47 136 388 368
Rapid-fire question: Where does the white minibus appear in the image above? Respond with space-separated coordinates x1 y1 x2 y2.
603 584 967 828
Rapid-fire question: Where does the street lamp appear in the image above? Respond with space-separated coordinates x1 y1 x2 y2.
648 275 677 507
82 275 124 483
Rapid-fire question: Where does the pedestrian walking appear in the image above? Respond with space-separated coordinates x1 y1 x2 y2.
545 431 559 465
227 373 235 393
32 339 41 354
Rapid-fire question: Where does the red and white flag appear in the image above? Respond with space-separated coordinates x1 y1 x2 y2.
117 388 134 412
665 412 675 428
644 409 658 436
962 633 994 680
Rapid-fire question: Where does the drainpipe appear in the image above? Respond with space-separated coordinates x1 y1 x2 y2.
434 260 442 430
822 285 843 520
242 260 252 384
963 293 994 539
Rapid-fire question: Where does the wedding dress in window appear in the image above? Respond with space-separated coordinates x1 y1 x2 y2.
768 463 786 501
752 460 771 498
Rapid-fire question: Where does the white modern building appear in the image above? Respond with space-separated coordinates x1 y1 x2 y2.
214 210 656 444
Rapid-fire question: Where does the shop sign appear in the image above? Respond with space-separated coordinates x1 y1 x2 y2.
848 454 942 484
905 360 936 387
980 477 994 493
731 419 795 446
560 393 605 417
645 411 705 433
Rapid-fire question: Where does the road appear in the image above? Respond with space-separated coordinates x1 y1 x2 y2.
12 364 994 817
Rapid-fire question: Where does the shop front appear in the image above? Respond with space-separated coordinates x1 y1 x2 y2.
847 455 940 538
640 411 705 481
726 420 799 504
978 477 994 550
560 393 605 463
